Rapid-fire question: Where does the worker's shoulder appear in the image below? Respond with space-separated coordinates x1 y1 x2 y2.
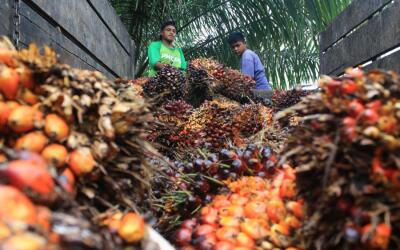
148 41 162 48
243 49 259 59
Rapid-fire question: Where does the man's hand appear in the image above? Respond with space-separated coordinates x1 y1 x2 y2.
155 62 167 70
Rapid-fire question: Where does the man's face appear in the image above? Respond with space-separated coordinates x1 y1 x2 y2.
161 25 176 43
230 41 247 56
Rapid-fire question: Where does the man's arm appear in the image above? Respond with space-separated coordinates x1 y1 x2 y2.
179 48 187 70
241 53 255 78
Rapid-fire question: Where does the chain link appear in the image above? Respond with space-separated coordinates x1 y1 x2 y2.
12 0 21 49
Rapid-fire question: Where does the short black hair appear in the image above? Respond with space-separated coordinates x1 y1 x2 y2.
161 20 177 31
228 32 245 45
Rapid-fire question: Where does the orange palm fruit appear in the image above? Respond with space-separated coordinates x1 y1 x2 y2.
1 232 46 250
267 199 286 223
279 179 296 199
0 101 11 130
240 219 268 240
286 201 305 220
0 221 11 240
233 248 252 250
6 100 20 110
285 215 301 229
219 216 240 228
57 168 76 193
236 232 255 248
18 88 39 105
8 106 43 133
17 67 35 89
68 147 95 176
101 212 123 233
216 226 239 244
195 224 215 237
213 240 235 250
36 206 51 232
0 49 16 66
0 185 37 224
0 153 7 163
15 131 48 153
362 223 391 250
117 212 145 243
0 66 19 100
5 159 55 202
201 207 218 225
244 201 267 218
219 205 244 217
44 114 69 141
42 144 68 167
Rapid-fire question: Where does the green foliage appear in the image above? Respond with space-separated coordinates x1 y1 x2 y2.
110 0 351 89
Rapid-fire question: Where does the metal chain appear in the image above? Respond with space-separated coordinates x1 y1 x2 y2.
12 0 21 49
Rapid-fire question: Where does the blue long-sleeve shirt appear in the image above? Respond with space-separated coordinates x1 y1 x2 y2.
240 49 271 90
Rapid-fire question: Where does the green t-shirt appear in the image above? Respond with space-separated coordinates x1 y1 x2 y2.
147 41 187 77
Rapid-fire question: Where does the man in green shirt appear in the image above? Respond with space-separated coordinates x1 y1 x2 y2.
147 21 187 77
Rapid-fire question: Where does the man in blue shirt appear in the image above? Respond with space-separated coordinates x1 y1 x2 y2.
228 32 272 90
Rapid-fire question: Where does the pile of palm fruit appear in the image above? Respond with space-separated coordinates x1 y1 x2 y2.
0 38 167 249
276 68 400 250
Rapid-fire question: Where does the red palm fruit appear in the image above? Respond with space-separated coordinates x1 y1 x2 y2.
240 219 268 240
8 106 43 133
18 88 39 105
362 109 379 124
244 201 267 218
348 100 364 118
197 233 217 250
236 232 255 248
0 66 19 100
286 201 305 219
389 170 400 188
324 79 341 95
195 224 216 237
283 166 296 181
341 80 358 94
101 212 123 233
68 147 95 176
15 131 48 153
0 185 37 224
17 67 35 89
16 151 47 169
117 212 145 243
36 206 51 232
213 241 235 250
58 168 75 193
345 67 364 78
42 144 68 168
366 100 382 112
233 248 252 250
342 116 357 127
5 159 55 202
267 199 286 223
0 101 11 130
216 226 239 244
181 219 197 230
44 114 69 141
176 228 192 246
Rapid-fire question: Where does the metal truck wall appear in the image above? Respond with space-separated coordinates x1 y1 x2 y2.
1 0 135 79
320 0 400 75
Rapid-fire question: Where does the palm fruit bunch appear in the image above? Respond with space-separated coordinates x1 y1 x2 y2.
148 100 201 157
183 100 270 152
0 39 161 248
174 166 305 250
0 147 149 250
153 144 279 234
143 65 186 106
190 58 256 103
271 89 310 111
185 64 214 108
276 68 400 250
